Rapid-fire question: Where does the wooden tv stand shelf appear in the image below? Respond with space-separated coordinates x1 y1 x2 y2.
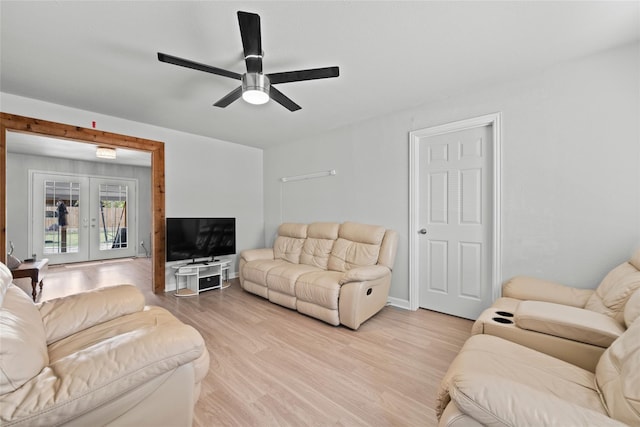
172 260 231 297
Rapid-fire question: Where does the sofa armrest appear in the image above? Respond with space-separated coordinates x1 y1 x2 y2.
339 265 390 285
515 301 625 347
503 276 593 307
339 271 392 330
37 284 145 345
1 311 206 426
448 374 625 427
240 248 274 262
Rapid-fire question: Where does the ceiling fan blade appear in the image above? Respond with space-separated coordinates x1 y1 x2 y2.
237 11 263 73
157 52 241 80
269 87 301 112
213 86 243 108
268 66 340 85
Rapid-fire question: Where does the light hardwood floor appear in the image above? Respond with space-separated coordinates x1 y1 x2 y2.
15 257 472 427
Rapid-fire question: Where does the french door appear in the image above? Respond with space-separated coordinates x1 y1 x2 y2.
31 172 137 264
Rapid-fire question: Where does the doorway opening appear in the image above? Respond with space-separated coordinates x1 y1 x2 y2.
0 113 166 293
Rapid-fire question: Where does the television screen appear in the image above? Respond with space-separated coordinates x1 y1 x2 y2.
166 217 236 262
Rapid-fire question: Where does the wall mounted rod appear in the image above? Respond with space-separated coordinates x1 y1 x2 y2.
280 169 337 183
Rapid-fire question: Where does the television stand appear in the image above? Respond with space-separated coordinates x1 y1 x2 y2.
172 259 231 297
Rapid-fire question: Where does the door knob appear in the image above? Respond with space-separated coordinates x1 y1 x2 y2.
418 228 427 235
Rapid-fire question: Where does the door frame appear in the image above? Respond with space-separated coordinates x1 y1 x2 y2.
0 113 166 293
409 113 502 311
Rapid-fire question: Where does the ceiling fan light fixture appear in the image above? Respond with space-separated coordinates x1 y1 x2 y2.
242 73 270 105
96 146 116 159
158 11 339 111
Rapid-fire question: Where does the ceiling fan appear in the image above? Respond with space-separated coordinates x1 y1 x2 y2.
157 11 340 112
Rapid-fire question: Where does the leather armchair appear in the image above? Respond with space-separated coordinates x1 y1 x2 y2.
0 262 209 426
438 290 640 426
472 249 640 371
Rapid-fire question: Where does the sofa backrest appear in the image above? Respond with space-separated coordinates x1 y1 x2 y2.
273 223 308 264
0 262 49 395
595 311 640 426
623 289 640 328
585 249 640 325
328 222 388 272
273 221 398 272
299 222 340 270
378 230 399 270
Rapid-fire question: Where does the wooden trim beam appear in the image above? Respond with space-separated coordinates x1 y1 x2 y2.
1 112 166 293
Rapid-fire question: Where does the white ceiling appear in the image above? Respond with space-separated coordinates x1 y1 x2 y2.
6 132 152 167
1 1 639 151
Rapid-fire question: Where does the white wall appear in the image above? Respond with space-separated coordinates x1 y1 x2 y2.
1 93 264 286
264 42 640 303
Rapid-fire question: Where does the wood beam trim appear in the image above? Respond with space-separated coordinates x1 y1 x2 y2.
1 112 166 293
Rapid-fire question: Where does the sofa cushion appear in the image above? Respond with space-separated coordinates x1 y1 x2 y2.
295 271 343 309
503 276 594 308
595 319 640 426
447 374 622 427
338 221 386 245
328 222 386 272
585 262 640 325
266 263 320 296
242 259 286 285
300 222 339 270
273 223 308 264
0 272 48 395
38 284 145 345
437 334 604 420
515 301 625 347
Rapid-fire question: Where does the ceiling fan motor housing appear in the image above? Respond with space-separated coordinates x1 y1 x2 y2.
242 73 270 104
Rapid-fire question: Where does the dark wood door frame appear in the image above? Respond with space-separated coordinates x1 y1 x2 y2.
1 113 166 293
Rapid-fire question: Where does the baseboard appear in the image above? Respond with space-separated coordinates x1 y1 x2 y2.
386 296 411 310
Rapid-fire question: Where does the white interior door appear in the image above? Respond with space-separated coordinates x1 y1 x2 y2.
31 172 137 264
414 124 494 319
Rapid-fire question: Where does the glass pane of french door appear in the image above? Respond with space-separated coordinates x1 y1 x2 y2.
90 177 136 260
43 180 80 254
98 183 129 250
32 172 89 264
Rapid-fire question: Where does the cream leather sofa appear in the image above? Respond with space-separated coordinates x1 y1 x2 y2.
437 289 640 427
0 262 209 427
239 222 398 330
472 248 640 371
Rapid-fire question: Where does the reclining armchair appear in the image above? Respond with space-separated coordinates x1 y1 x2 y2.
472 248 640 371
0 262 209 426
438 289 640 426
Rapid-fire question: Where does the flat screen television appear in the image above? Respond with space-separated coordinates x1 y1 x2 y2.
166 217 236 262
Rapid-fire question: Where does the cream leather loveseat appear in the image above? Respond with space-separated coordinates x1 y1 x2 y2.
0 262 209 427
437 289 640 426
239 222 398 330
472 248 640 371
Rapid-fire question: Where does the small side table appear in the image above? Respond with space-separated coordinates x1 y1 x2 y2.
11 258 49 301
